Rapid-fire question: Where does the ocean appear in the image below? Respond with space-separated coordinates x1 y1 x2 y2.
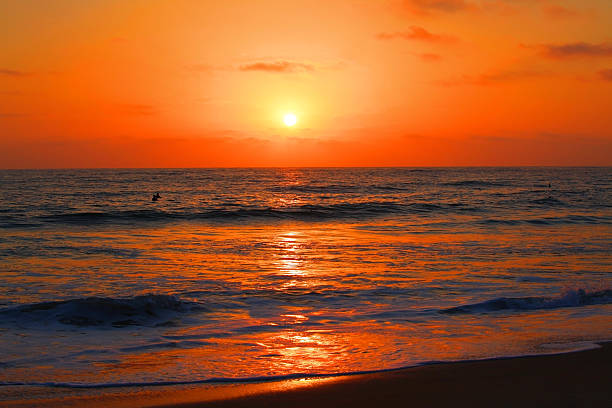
0 167 610 400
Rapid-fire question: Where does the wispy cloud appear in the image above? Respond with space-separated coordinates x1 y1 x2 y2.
0 69 32 77
529 42 612 58
116 104 159 116
480 70 547 82
401 0 472 15
418 53 443 62
399 1 585 18
377 26 454 43
599 69 612 81
187 59 343 75
543 4 580 19
436 69 548 86
238 60 314 73
0 113 28 118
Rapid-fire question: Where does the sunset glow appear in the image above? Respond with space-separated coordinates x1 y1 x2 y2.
0 0 612 408
1 3 611 406
1 0 611 168
284 113 298 127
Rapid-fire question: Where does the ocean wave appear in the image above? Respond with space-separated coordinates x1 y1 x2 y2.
0 294 205 327
37 203 404 223
442 180 508 187
440 289 612 315
267 183 361 194
515 276 559 283
529 197 566 206
480 214 611 226
11 201 485 226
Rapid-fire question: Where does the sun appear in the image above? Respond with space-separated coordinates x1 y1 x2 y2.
283 113 297 127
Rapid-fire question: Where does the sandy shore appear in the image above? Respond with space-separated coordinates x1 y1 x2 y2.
4 342 611 408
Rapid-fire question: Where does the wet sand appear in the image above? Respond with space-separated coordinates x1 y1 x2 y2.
5 342 611 408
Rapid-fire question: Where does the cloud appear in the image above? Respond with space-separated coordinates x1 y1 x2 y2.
435 69 547 86
188 59 343 74
599 69 612 81
239 61 314 73
399 1 585 18
401 0 471 15
377 26 454 42
530 42 612 58
116 104 159 116
0 69 32 77
543 4 580 19
419 53 443 62
480 70 547 82
0 113 28 118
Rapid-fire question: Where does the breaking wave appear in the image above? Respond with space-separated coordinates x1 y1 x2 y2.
0 294 204 327
10 201 484 226
440 288 612 314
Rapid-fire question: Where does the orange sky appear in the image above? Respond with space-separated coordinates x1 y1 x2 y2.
1 0 611 168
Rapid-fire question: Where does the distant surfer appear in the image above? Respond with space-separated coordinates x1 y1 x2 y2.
152 193 161 202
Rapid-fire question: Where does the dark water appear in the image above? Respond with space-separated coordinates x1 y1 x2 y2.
1 167 609 228
0 168 610 395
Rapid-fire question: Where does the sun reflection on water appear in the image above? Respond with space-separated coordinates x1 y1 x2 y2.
273 231 308 278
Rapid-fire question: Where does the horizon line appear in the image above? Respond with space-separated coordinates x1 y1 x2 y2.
2 165 611 171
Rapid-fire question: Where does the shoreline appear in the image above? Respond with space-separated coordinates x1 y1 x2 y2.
4 341 611 407
1 339 606 389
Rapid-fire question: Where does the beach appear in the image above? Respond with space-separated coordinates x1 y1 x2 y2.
3 1 612 406
3 342 609 407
